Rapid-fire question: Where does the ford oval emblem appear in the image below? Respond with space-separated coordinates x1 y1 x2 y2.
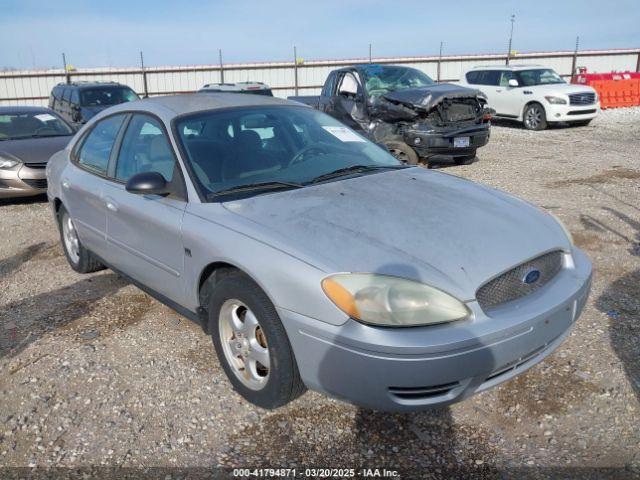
523 269 541 285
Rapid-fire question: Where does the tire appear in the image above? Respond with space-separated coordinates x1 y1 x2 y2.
57 205 104 274
385 141 420 165
523 103 548 131
571 119 592 127
453 153 476 166
208 271 305 409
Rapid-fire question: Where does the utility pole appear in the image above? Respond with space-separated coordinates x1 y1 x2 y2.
437 41 443 82
506 14 515 65
140 51 149 98
570 36 580 81
62 52 70 84
369 43 372 63
293 45 299 96
219 49 224 83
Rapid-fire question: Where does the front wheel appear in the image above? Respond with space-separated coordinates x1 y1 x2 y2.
385 141 420 166
208 271 305 409
523 103 548 130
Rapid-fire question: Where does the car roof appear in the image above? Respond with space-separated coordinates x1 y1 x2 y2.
55 82 131 90
200 82 270 91
103 93 297 118
466 64 547 71
0 106 58 115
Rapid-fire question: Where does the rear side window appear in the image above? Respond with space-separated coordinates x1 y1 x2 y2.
115 114 175 182
77 115 126 175
467 70 501 86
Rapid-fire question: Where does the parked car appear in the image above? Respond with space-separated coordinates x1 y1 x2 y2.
288 64 493 165
49 82 139 127
0 106 74 198
47 94 592 412
460 65 600 130
199 82 273 96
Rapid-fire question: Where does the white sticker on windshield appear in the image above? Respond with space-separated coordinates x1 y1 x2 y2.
35 113 57 122
322 126 366 142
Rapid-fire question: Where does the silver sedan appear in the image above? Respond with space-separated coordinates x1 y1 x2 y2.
47 94 592 411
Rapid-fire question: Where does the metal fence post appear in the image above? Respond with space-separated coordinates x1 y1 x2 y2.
369 44 372 64
219 49 224 83
140 51 149 98
62 53 70 84
570 36 580 81
636 51 640 72
437 41 443 82
293 45 299 96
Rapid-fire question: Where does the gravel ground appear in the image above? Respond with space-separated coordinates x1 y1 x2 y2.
0 108 639 479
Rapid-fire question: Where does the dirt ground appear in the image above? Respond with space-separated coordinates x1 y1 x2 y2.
0 108 639 479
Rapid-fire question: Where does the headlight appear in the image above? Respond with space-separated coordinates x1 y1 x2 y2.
544 96 567 105
321 273 470 327
0 158 19 169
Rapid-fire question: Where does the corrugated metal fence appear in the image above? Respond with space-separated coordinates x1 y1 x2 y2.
1 48 639 107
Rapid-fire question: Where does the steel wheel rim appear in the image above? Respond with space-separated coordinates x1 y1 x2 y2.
219 299 270 391
62 212 80 264
525 106 542 129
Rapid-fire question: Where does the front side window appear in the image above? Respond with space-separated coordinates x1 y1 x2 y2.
115 115 175 182
77 114 126 175
360 65 435 98
80 87 139 107
0 111 74 140
176 106 402 201
516 69 565 86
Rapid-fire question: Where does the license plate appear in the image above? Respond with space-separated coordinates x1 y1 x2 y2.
454 137 470 148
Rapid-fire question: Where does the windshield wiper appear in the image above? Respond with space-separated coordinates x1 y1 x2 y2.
207 181 303 199
307 164 408 185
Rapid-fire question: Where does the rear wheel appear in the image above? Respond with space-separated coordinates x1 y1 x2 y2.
58 205 104 273
208 271 305 409
523 103 547 130
386 141 420 166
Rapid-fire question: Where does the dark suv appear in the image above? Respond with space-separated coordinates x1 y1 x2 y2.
49 82 139 127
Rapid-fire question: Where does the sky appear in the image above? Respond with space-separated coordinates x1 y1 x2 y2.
1 0 639 70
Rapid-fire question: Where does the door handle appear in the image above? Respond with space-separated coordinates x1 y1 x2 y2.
106 200 118 212
62 180 71 190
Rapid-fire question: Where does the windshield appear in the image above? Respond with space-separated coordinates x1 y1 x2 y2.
360 65 435 98
517 69 565 86
0 111 74 140
176 106 402 200
80 87 139 107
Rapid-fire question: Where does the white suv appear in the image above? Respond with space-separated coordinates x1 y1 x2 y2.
460 65 600 130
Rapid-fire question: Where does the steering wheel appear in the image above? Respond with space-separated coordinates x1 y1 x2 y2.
288 145 330 166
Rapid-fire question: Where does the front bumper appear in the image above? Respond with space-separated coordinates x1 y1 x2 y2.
404 122 490 158
280 248 592 412
546 102 600 123
0 163 48 199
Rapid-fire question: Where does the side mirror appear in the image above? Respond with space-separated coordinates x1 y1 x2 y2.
125 171 171 196
508 79 519 88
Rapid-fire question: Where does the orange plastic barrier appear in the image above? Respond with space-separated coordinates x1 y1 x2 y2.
572 70 640 109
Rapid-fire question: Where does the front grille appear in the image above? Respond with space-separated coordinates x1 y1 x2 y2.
25 162 47 169
22 178 48 189
568 109 596 115
569 92 596 105
476 251 563 312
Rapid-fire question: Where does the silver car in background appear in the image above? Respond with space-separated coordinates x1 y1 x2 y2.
47 94 592 411
0 107 74 198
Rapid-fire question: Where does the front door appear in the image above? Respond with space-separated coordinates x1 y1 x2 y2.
332 71 367 131
105 114 187 305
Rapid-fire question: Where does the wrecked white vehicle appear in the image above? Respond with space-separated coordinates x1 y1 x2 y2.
290 64 493 165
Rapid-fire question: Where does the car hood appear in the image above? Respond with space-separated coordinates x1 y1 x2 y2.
381 83 484 111
222 168 570 301
0 135 72 164
520 83 596 96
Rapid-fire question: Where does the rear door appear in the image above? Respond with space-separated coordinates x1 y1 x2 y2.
63 114 128 259
104 113 187 305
